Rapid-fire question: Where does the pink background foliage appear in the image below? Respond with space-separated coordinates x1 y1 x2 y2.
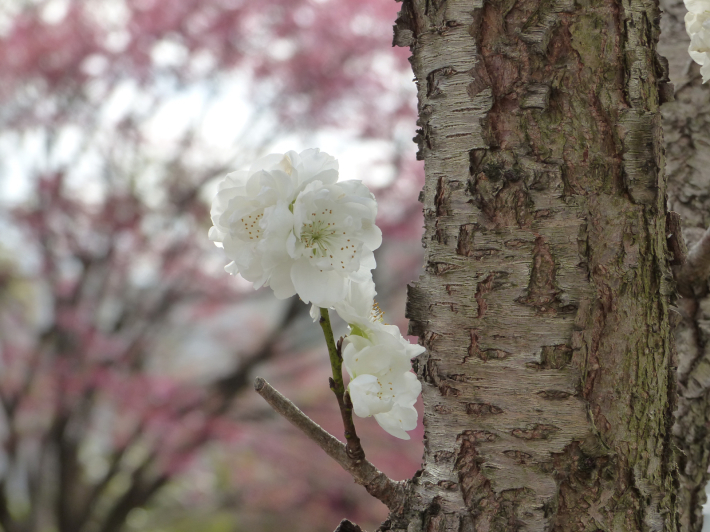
0 1 424 531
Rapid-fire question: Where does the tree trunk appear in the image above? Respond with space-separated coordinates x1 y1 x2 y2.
390 0 678 530
659 0 710 530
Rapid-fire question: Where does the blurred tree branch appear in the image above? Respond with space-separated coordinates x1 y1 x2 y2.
0 0 420 530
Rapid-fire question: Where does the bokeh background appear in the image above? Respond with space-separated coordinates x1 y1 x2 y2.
0 1 425 531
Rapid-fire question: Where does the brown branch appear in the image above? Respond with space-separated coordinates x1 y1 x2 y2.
96 453 167 532
319 310 365 460
335 384 365 461
253 377 406 513
72 423 145 531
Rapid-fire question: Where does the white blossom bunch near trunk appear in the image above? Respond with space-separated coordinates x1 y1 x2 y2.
209 149 422 440
685 0 710 82
209 149 381 307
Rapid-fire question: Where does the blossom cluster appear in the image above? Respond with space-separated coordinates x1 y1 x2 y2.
685 0 710 83
209 149 423 439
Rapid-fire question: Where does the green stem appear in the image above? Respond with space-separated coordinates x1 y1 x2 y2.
319 308 344 396
319 307 365 461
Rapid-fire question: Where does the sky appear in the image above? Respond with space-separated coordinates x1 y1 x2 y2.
0 0 415 207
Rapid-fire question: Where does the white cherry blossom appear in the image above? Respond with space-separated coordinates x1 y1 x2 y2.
256 178 381 307
337 281 424 372
685 0 710 82
282 180 381 307
341 304 424 440
209 149 338 286
209 149 382 307
686 0 710 14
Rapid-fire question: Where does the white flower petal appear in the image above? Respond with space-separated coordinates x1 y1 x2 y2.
349 374 394 417
343 343 403 378
395 372 423 406
685 0 710 15
291 260 348 306
684 4 710 82
292 148 339 186
359 225 383 254
374 404 418 440
333 277 377 320
218 170 249 191
702 61 710 82
249 153 288 174
266 263 296 299
225 261 239 275
406 341 427 359
208 226 226 242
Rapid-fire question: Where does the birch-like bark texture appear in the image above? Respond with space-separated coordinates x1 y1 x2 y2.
659 0 710 530
390 0 678 530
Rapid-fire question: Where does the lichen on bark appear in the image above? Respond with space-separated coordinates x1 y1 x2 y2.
390 0 678 530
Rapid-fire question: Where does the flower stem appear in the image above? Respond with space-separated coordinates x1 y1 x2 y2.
320 308 344 395
319 308 365 461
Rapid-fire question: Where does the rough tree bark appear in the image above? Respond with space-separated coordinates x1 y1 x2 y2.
387 0 679 530
659 0 710 530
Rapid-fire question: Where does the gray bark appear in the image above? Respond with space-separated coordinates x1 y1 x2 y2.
388 0 678 530
659 0 710 530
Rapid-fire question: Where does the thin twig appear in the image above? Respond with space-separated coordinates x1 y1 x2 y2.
319 308 365 460
254 377 406 513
